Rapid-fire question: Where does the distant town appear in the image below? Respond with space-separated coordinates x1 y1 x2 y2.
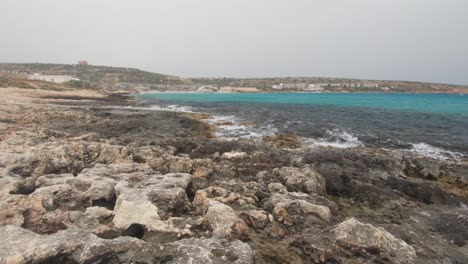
1 62 467 94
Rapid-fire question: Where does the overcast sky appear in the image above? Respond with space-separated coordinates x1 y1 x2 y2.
1 0 467 84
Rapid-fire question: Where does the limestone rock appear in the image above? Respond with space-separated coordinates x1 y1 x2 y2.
113 182 162 230
162 238 255 264
273 166 326 195
333 218 417 264
203 200 248 238
0 225 159 263
268 182 288 194
240 210 271 229
272 198 331 226
148 154 192 174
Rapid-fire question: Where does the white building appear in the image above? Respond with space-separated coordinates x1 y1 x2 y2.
27 73 79 83
272 83 308 89
196 85 218 93
303 84 323 92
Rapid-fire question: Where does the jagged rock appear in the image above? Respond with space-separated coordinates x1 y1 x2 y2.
192 158 215 178
333 218 416 264
0 209 23 226
68 206 114 236
148 154 192 174
194 186 257 209
0 177 18 200
268 182 288 194
240 210 271 229
0 225 158 263
203 200 248 238
194 187 231 205
111 185 159 231
273 166 326 195
112 173 193 241
162 237 255 264
272 198 331 226
404 156 442 180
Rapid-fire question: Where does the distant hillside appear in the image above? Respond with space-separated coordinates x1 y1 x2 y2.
191 77 468 93
1 63 467 93
0 63 185 90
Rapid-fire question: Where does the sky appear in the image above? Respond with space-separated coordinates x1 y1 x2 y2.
1 0 467 85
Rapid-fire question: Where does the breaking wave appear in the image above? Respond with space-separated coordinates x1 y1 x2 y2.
304 129 364 149
409 143 463 160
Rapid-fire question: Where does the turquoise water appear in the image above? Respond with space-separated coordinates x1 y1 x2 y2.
142 93 468 115
140 92 468 159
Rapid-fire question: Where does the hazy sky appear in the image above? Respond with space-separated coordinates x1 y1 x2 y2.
1 0 467 84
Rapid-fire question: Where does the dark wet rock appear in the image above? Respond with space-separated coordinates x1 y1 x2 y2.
387 176 459 205
263 133 302 149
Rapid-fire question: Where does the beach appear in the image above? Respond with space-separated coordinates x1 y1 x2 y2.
0 87 467 263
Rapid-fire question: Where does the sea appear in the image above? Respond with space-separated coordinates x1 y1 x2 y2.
138 92 468 160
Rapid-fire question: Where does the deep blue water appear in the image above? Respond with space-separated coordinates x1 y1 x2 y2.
140 93 468 159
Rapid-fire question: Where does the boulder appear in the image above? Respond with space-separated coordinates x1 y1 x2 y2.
333 218 416 264
268 182 288 194
272 199 331 226
240 210 271 229
113 182 162 230
273 166 326 195
203 200 248 238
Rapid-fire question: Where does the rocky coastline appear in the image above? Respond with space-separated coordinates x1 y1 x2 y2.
0 87 467 263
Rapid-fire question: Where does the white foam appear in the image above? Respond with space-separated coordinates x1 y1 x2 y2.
207 116 277 140
150 104 195 113
125 103 277 141
409 143 463 160
304 129 364 149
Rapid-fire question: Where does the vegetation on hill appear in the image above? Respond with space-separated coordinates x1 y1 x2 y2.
1 63 467 93
191 77 468 93
0 63 184 91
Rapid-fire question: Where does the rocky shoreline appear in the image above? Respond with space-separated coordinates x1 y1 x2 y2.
0 87 467 263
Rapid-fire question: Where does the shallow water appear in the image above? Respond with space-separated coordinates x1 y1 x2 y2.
140 92 468 159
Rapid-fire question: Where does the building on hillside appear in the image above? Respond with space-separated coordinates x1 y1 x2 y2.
272 84 283 89
284 83 307 89
219 86 234 93
272 83 307 89
231 87 259 93
362 82 379 88
303 84 323 92
78 60 88 66
197 85 218 93
27 73 79 83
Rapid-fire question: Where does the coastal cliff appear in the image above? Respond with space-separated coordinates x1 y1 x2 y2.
0 87 467 263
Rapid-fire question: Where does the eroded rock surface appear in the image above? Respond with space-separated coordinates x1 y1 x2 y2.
0 88 467 263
